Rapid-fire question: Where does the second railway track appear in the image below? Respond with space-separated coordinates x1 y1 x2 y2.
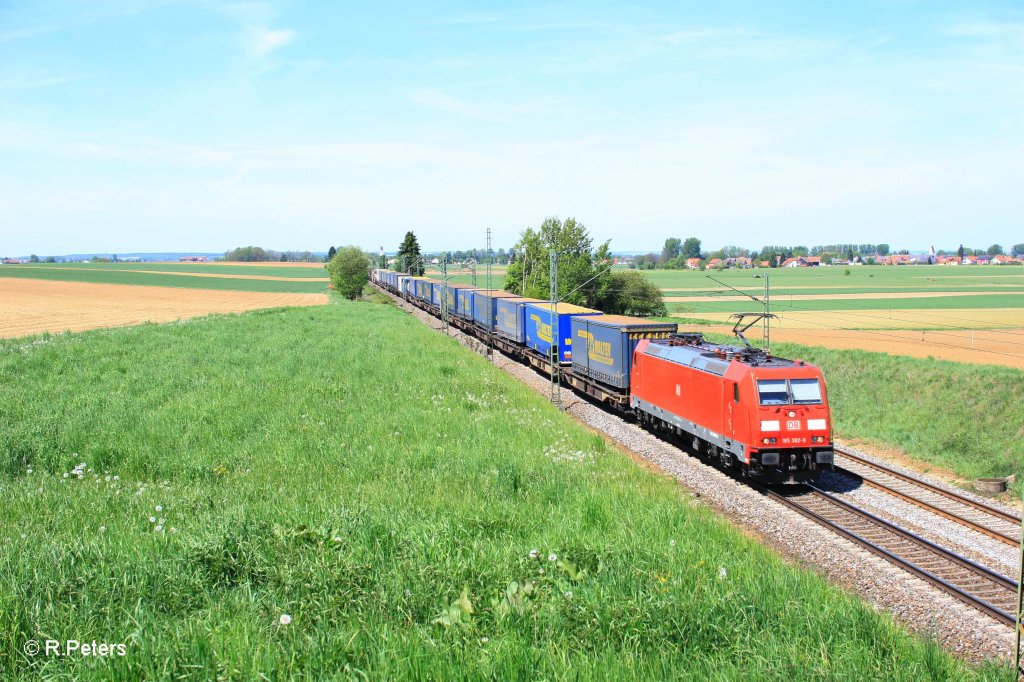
833 447 1022 547
760 482 1020 626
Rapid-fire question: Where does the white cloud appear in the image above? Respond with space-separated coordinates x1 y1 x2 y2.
247 26 295 57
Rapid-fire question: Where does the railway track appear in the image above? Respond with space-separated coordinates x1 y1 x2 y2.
761 483 1019 626
833 447 1022 547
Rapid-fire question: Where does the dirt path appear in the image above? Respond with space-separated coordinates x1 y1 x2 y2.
0 279 329 339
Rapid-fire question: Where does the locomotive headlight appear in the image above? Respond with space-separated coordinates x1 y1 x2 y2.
787 411 796 418
812 436 825 443
762 437 777 445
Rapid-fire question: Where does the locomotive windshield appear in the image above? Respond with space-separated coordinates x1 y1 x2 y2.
757 380 789 405
757 378 823 405
790 379 823 404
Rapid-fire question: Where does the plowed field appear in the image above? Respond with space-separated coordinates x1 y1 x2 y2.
0 279 328 339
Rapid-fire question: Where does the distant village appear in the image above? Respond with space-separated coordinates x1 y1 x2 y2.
620 252 1024 270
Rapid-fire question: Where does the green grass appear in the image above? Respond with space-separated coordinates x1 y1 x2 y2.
0 264 328 293
700 331 1024 485
0 301 1000 680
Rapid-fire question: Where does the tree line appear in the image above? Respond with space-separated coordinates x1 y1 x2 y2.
224 246 322 262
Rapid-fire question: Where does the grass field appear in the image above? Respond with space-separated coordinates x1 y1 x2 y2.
0 299 999 680
0 263 328 293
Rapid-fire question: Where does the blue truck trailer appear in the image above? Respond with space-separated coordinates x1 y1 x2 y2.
523 302 602 363
570 315 677 389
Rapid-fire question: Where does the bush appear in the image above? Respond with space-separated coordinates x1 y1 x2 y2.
597 270 666 316
327 246 371 300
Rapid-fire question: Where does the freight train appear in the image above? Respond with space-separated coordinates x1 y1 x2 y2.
371 269 834 483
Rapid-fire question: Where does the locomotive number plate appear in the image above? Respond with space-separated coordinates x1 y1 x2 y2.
786 420 800 430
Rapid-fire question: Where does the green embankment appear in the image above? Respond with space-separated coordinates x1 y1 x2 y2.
0 302 1002 680
0 264 327 293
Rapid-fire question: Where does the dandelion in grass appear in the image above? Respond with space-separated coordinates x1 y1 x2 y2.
99 526 106 533
63 473 69 479
538 568 545 575
529 549 538 560
279 614 292 626
155 525 163 533
718 567 727 580
113 475 119 481
155 505 162 512
548 553 557 562
480 637 489 644
564 591 573 599
669 539 676 547
149 516 156 523
170 528 177 533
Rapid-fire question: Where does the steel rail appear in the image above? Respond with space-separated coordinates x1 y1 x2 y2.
834 447 1021 547
759 482 1018 626
836 446 1020 523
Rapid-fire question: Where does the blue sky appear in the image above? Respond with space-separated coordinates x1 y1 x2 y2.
1 1 1022 256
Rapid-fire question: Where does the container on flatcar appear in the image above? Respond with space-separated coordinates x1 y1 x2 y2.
397 275 410 296
472 291 521 331
495 297 546 343
455 287 478 319
571 315 676 388
524 302 602 363
415 278 438 303
439 282 473 312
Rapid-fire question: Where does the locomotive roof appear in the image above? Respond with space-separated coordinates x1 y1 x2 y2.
644 335 802 377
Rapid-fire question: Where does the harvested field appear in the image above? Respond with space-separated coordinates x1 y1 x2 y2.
24 267 328 282
675 317 1024 369
0 278 328 339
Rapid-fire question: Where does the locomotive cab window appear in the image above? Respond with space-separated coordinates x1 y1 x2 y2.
757 380 789 405
733 384 739 403
790 379 823 404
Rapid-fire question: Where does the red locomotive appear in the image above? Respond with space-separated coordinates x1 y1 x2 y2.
630 332 833 482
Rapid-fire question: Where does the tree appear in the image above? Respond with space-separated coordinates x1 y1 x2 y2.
327 246 337 261
395 232 423 275
595 270 666 316
661 238 681 264
987 244 1004 256
957 244 965 259
225 246 269 262
29 254 39 263
1013 244 1024 257
681 237 702 260
327 246 371 300
877 244 890 256
504 217 607 307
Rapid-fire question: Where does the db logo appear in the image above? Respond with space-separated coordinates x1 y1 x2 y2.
786 420 801 430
